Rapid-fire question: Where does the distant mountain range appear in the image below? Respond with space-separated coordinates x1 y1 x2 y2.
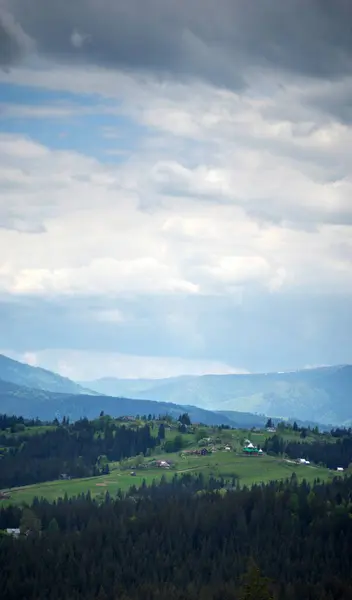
0 378 241 427
0 353 351 426
82 365 352 426
0 354 94 395
0 353 255 426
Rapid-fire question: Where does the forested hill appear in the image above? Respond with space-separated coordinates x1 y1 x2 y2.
83 365 352 425
0 414 160 489
1 474 352 599
0 354 94 395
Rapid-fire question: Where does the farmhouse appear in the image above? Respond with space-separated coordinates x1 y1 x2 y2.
200 448 210 456
242 446 263 456
156 460 171 469
182 448 211 457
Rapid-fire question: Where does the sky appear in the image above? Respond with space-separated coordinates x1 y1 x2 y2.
0 0 352 381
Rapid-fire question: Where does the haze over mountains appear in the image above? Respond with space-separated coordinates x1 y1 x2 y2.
0 354 94 396
0 354 240 426
83 365 352 426
0 379 240 427
0 353 351 426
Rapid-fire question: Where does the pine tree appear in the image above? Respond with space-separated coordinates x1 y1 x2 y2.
158 423 166 440
48 517 59 532
238 559 274 600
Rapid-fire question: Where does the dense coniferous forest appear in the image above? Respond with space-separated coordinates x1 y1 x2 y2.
2 412 352 598
264 432 352 469
0 414 44 431
1 474 352 599
0 416 158 488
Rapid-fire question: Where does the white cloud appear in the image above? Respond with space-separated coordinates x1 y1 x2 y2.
0 59 351 379
0 121 351 302
0 0 352 379
0 102 99 119
70 29 91 49
5 258 199 297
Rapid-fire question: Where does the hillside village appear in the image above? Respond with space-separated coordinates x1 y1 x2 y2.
114 413 270 474
1 410 350 507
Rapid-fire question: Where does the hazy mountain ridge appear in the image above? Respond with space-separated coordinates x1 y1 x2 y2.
0 354 265 426
0 353 350 426
83 365 352 425
0 378 240 426
0 354 95 396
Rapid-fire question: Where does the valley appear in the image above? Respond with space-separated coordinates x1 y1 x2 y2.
1 354 351 600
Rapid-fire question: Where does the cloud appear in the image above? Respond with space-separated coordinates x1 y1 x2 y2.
1 289 352 375
70 28 91 50
0 130 351 304
3 0 352 86
0 2 351 373
4 259 199 297
0 102 93 118
2 67 352 228
0 6 34 68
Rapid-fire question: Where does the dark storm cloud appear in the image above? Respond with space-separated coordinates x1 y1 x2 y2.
3 0 352 86
305 81 352 125
0 7 33 68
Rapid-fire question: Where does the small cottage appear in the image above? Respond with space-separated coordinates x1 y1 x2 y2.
242 446 262 456
200 448 210 456
156 460 170 468
6 528 20 538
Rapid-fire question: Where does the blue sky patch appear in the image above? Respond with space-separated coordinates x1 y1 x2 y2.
0 82 150 162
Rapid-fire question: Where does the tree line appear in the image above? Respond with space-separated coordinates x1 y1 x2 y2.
0 473 352 599
0 416 159 488
264 433 352 469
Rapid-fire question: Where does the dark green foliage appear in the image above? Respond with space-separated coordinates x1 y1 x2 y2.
264 431 352 469
0 475 352 599
238 560 274 600
163 434 184 453
178 413 191 426
47 517 59 532
157 423 166 440
0 414 43 431
0 417 158 488
19 508 41 536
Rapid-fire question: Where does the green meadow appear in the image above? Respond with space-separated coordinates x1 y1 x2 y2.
3 451 336 506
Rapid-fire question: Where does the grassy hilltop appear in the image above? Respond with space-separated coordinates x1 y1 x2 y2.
1 415 343 506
